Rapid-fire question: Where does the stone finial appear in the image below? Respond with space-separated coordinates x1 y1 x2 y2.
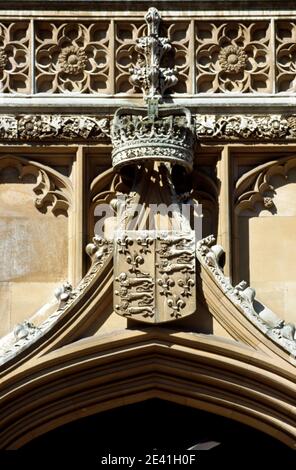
129 7 178 103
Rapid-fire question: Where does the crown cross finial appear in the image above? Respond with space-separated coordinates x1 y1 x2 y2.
145 7 161 36
129 7 178 106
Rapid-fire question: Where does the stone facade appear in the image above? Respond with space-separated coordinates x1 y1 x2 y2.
0 0 296 455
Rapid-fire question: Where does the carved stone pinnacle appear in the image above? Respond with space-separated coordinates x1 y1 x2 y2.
129 7 178 104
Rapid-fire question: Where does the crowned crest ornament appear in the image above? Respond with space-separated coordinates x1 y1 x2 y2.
111 107 194 171
109 8 197 324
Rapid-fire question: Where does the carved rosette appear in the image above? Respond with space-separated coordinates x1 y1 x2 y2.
218 45 247 74
57 46 88 75
114 230 196 323
35 22 111 93
196 21 271 93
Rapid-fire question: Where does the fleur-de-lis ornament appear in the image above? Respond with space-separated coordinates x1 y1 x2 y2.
158 273 175 296
167 294 186 317
126 251 145 273
178 273 195 297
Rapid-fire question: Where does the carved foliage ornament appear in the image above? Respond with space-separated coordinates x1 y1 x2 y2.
114 230 196 323
0 115 110 141
115 20 190 95
195 114 296 140
0 156 72 215
0 114 296 143
129 7 178 101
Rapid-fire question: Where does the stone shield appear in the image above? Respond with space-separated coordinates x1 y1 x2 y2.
114 230 196 323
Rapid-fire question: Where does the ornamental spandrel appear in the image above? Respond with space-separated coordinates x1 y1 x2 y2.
114 230 196 323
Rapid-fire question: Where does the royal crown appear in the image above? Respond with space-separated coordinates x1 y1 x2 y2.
110 7 194 172
111 106 194 171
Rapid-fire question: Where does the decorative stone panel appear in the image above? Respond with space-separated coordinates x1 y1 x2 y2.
115 21 146 94
115 20 191 94
195 21 271 93
35 21 112 93
0 17 294 96
276 21 296 92
161 21 191 94
0 21 30 93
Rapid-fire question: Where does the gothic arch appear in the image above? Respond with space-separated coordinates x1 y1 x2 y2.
1 3 296 458
0 229 295 450
0 328 295 449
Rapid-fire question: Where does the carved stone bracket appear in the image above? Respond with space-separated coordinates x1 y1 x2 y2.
196 235 296 356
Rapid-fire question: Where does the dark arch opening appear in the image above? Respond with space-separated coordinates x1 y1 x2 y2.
11 399 295 466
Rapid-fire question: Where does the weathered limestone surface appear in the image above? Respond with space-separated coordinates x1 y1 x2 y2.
0 174 68 337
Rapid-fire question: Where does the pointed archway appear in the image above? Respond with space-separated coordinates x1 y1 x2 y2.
20 399 296 465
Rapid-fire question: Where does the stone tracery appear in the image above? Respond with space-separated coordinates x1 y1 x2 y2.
0 16 291 95
35 21 111 93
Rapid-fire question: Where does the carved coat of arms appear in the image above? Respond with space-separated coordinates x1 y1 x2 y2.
114 230 196 323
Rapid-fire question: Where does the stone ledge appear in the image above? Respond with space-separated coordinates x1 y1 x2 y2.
0 113 295 143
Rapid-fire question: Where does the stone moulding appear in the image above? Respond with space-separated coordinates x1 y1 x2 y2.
234 155 296 214
195 114 296 140
0 236 113 367
0 155 72 215
196 235 296 356
0 115 111 141
0 114 295 142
